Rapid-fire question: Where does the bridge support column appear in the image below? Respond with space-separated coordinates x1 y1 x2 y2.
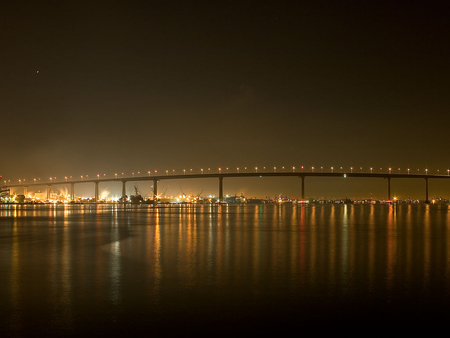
121 181 126 199
300 176 305 200
70 183 75 201
153 179 158 200
425 177 430 204
95 182 99 202
219 176 223 202
387 177 391 201
46 185 51 201
23 186 28 197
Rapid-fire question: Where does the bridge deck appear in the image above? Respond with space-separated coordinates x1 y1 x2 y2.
3 172 448 188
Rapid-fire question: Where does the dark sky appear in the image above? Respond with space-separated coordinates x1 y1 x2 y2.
2 1 450 198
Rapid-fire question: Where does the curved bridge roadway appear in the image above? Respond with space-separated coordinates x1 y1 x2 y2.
4 172 449 202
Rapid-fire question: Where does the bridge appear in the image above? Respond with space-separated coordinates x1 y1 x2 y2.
3 171 449 203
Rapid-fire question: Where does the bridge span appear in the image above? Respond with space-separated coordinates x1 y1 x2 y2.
4 172 449 203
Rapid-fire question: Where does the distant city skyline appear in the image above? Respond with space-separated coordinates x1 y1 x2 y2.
4 165 450 201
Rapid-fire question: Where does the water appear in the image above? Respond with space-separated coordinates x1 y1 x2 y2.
1 203 450 336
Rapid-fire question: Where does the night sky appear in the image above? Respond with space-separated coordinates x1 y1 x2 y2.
2 1 450 199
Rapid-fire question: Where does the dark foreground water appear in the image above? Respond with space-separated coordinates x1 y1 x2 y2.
1 203 450 336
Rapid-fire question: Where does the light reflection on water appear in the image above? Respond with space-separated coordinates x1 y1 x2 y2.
1 203 450 335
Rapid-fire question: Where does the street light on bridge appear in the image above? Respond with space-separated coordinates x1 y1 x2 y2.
331 166 334 173
293 166 295 172
311 166 315 172
370 167 373 173
407 168 410 174
389 167 392 174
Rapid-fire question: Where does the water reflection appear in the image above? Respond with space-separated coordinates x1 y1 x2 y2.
1 203 450 335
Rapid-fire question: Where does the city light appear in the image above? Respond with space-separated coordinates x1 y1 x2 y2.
3 163 450 205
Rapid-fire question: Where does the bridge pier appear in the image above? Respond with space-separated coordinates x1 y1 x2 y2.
46 185 51 201
121 181 126 199
425 177 430 203
300 176 305 200
387 177 391 201
70 183 75 201
153 179 158 200
95 182 99 202
219 176 223 202
23 186 28 197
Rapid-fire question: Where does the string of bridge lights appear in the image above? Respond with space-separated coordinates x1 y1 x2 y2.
5 166 450 185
